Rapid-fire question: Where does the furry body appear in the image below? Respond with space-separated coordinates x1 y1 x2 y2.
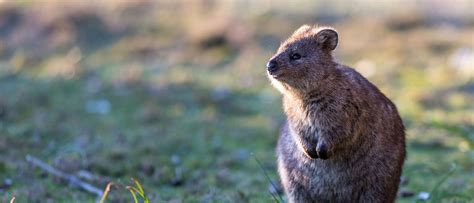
268 25 405 203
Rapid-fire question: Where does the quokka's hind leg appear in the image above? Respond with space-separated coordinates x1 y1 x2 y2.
357 186 397 203
285 182 314 203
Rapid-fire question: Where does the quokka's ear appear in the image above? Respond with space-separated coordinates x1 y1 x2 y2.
315 28 338 51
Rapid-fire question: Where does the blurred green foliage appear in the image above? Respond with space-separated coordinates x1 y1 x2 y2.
0 0 472 202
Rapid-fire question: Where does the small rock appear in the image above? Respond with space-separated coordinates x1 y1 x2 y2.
417 191 430 201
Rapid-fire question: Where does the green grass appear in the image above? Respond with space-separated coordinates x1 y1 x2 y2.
0 1 473 202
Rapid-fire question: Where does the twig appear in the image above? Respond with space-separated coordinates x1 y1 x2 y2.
25 155 104 198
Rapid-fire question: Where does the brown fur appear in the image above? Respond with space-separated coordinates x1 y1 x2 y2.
267 25 406 202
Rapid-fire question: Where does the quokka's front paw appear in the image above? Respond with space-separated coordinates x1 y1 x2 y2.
303 147 319 159
316 142 332 160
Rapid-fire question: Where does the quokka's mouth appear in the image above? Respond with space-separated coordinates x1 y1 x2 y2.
267 71 283 78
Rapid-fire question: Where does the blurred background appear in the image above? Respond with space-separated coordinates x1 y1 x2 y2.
0 0 472 202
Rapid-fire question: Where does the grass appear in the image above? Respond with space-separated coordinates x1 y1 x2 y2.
0 1 473 202
252 153 285 203
99 178 150 203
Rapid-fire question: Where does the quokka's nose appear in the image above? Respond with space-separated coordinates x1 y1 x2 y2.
266 60 278 73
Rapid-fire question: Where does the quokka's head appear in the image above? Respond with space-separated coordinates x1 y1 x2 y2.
267 25 338 92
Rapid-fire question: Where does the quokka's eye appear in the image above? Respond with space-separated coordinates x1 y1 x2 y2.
290 53 301 60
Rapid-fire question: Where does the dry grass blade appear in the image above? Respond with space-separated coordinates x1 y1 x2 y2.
99 183 114 203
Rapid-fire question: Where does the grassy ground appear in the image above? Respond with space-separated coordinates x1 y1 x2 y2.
0 1 473 202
